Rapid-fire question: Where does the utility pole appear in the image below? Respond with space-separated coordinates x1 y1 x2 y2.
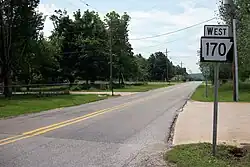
224 0 239 101
109 22 114 96
166 49 169 82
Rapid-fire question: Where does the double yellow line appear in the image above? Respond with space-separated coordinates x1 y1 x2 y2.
0 100 136 146
0 85 178 146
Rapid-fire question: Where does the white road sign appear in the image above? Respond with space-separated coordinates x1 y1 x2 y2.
204 25 229 37
201 37 233 62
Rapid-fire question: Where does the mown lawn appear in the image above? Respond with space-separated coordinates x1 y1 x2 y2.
77 83 176 92
0 94 109 118
165 143 250 167
114 83 174 92
191 82 250 102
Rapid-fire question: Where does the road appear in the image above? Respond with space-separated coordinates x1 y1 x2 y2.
0 82 200 167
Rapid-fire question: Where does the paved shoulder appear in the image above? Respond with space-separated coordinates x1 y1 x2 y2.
174 101 250 146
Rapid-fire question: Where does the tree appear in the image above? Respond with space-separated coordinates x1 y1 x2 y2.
105 11 134 84
74 10 109 83
35 38 61 83
134 54 149 81
148 51 179 81
219 0 250 81
0 0 45 97
50 9 110 84
50 9 78 84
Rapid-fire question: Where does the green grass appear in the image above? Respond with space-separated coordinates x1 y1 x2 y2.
0 94 109 118
77 83 175 92
114 83 174 92
165 143 250 167
191 82 250 102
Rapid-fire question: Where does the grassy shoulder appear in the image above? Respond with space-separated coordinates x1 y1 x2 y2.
191 82 250 102
165 143 250 167
114 83 174 92
73 82 176 92
0 94 109 118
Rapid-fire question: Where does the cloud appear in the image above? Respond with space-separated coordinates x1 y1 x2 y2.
38 3 77 37
38 3 58 37
127 0 218 73
38 0 219 73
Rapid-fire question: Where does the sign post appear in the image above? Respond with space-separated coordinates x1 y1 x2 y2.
201 25 234 156
204 67 209 98
233 19 239 101
212 63 220 156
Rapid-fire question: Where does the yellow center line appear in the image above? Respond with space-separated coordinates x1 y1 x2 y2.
0 85 180 146
0 106 131 146
0 98 139 146
0 134 24 143
0 135 32 146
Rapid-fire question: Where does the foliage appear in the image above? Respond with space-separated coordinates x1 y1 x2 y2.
208 0 250 82
0 1 189 98
0 0 45 97
148 52 187 81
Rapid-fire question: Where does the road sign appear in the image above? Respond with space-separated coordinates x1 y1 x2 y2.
204 25 229 37
200 37 234 62
201 24 234 156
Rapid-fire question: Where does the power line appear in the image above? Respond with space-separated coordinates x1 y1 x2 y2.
130 17 216 40
79 0 90 6
78 0 101 12
135 37 185 50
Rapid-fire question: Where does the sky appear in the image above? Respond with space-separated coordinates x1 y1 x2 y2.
39 0 222 73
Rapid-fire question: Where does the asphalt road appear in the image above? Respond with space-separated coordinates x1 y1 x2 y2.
0 82 200 167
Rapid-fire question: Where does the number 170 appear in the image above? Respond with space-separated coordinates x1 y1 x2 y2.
206 42 226 56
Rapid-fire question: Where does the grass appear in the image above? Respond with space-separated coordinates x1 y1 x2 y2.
114 83 174 92
191 82 250 102
165 143 250 167
0 94 109 118
78 83 176 92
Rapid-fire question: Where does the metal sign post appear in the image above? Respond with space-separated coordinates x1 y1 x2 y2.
233 19 239 101
212 63 220 156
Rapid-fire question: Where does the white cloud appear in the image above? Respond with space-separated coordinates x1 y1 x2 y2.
38 3 58 37
39 0 219 73
38 3 77 37
128 0 219 73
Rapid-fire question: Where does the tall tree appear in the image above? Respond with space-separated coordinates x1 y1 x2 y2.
0 0 44 97
51 9 109 84
105 11 134 84
134 54 149 81
74 10 109 83
219 0 250 81
50 9 77 84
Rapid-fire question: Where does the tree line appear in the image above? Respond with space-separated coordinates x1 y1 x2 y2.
0 0 187 97
199 0 250 82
